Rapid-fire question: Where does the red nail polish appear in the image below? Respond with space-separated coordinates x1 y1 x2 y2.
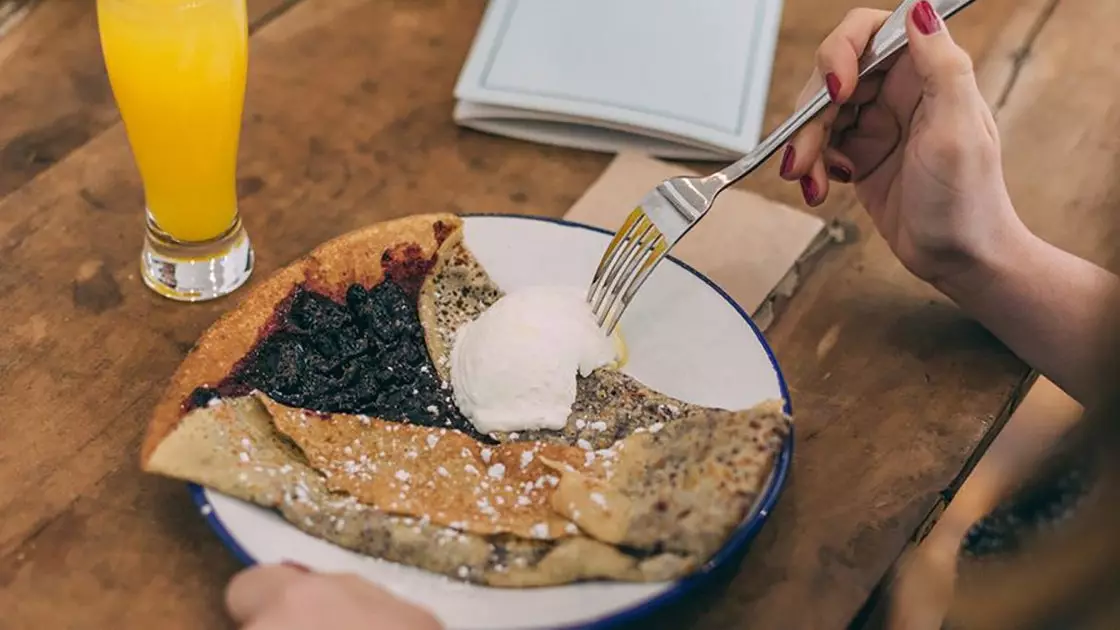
825 73 841 102
912 0 941 35
828 164 852 183
779 145 795 178
799 175 818 205
282 560 311 573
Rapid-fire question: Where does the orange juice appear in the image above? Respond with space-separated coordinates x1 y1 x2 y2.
97 0 248 243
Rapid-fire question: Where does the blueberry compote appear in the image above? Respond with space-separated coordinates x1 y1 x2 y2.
189 280 493 443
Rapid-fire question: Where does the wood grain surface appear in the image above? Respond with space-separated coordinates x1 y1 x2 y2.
0 0 1113 629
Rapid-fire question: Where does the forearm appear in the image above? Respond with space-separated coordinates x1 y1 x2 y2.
938 225 1120 406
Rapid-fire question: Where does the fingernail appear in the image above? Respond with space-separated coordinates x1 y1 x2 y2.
828 164 852 183
912 0 941 35
799 175 818 205
281 560 311 573
779 145 795 178
825 73 841 102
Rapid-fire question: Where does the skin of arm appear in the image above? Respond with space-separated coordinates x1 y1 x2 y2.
938 215 1120 406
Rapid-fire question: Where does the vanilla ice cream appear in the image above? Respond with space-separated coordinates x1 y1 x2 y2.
450 286 619 435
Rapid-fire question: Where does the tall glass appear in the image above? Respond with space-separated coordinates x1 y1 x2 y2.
97 0 253 301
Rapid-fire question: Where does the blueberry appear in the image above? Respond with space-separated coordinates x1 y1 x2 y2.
227 283 494 443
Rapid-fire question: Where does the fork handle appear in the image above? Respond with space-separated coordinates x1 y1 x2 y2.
707 0 977 190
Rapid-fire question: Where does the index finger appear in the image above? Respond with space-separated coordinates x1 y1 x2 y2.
815 8 892 103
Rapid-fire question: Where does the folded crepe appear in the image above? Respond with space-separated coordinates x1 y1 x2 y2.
141 213 790 587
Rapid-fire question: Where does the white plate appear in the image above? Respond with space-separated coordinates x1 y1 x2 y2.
189 214 792 630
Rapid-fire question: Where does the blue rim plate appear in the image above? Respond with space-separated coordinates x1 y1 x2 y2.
187 213 792 630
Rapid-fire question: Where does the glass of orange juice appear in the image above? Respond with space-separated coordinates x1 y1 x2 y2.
97 0 253 301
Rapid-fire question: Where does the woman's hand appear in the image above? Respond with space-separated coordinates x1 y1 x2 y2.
783 2 1120 406
781 1 1028 292
226 563 443 630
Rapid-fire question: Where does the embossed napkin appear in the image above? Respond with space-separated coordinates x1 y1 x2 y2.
454 0 784 159
565 152 838 330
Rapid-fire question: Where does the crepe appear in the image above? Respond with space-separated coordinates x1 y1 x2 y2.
141 213 791 586
259 393 589 540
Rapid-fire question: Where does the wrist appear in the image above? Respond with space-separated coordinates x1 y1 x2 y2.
933 217 1040 308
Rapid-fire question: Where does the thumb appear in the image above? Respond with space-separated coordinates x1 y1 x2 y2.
904 1 976 100
226 563 311 624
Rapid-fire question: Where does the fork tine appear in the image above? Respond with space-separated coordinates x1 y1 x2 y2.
597 231 666 328
595 220 654 316
594 225 660 324
587 208 643 303
589 225 647 314
591 219 658 318
591 217 656 317
602 240 669 333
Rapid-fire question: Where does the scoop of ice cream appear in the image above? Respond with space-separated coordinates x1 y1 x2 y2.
450 285 619 435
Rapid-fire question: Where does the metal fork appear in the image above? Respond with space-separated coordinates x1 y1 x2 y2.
587 0 975 333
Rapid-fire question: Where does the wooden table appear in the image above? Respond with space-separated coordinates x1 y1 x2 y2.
2 1 1117 628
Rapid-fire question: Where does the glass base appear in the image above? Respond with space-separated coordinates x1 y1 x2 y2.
141 214 254 302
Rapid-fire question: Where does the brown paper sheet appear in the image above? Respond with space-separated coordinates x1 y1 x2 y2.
565 152 826 317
